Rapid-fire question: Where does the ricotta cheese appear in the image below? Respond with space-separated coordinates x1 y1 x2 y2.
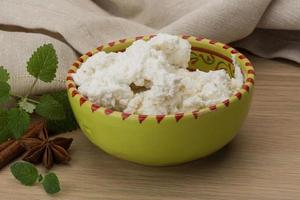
72 33 243 115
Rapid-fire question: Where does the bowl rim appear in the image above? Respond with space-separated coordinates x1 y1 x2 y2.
66 35 255 123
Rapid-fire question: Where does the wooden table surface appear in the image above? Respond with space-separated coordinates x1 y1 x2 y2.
1 55 300 200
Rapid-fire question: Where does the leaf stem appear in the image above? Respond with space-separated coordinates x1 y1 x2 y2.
26 78 38 98
25 98 40 104
10 94 40 104
10 94 23 99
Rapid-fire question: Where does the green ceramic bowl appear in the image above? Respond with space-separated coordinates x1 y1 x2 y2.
66 35 255 166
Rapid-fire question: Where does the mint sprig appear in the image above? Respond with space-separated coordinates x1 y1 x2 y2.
10 162 61 194
0 43 78 141
1 44 77 196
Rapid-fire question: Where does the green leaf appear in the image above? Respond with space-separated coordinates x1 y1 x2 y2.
0 109 11 143
47 91 79 134
0 66 10 82
0 82 11 104
27 43 58 82
7 108 30 139
36 95 65 120
10 162 39 186
18 98 36 114
42 172 61 194
0 66 11 105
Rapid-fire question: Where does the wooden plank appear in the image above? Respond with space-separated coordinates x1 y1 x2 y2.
1 55 299 200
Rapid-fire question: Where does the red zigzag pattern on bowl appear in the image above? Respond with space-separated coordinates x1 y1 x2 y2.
65 35 255 124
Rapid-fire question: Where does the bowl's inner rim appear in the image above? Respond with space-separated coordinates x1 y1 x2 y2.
66 35 255 119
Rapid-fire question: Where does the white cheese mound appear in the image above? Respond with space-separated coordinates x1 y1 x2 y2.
72 33 243 115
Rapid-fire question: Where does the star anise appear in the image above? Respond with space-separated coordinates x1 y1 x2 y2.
21 126 73 169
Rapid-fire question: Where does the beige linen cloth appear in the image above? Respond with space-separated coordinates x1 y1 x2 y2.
0 0 299 95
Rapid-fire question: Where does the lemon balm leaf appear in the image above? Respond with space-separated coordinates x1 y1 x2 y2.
36 95 65 120
42 172 61 194
18 99 36 114
7 108 30 139
0 82 10 104
0 66 10 82
0 66 11 104
47 91 79 134
10 162 39 186
27 44 58 82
